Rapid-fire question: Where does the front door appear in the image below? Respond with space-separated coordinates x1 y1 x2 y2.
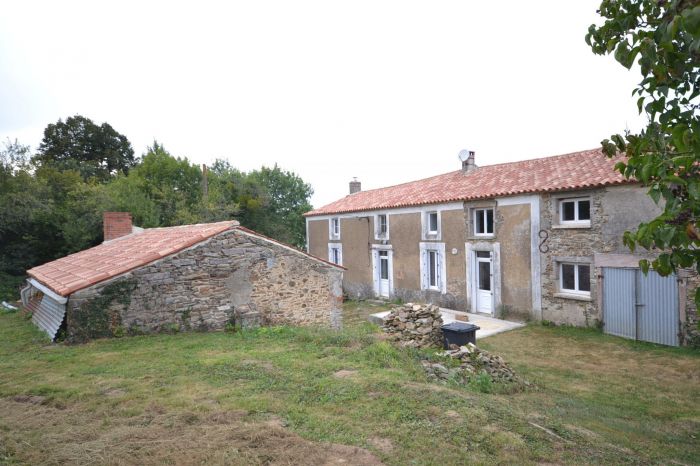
476 251 493 313
378 250 390 297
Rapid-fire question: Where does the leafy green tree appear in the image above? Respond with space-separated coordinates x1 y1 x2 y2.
34 115 136 182
246 165 313 247
125 142 203 225
587 1 700 301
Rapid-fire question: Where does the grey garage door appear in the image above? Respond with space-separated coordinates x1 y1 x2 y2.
602 267 679 346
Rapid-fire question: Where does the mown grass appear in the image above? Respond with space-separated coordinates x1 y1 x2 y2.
0 304 698 465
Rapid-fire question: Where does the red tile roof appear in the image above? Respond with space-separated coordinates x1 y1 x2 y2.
28 220 344 297
28 221 237 297
305 148 632 216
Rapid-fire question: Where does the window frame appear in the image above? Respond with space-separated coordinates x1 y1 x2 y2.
558 197 591 226
422 211 441 240
328 243 343 266
473 208 494 237
374 213 389 240
558 262 591 296
419 242 446 293
329 217 341 240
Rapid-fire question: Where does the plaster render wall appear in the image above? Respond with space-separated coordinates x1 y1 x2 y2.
307 219 328 259
385 212 421 291
497 204 532 313
600 184 663 251
340 216 373 296
67 229 343 341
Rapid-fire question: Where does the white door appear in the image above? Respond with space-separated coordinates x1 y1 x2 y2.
378 250 390 297
476 251 493 313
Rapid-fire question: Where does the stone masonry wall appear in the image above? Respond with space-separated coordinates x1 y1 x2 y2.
67 229 343 340
539 190 609 326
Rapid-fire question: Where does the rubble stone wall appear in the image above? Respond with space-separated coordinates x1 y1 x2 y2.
382 303 443 348
67 229 343 340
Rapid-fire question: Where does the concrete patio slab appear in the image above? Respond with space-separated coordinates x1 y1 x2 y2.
368 308 525 340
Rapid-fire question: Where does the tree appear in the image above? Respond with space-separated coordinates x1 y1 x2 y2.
586 1 700 303
34 115 136 182
125 142 203 226
246 165 313 248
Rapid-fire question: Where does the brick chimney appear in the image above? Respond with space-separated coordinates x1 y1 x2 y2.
349 178 361 194
103 212 133 241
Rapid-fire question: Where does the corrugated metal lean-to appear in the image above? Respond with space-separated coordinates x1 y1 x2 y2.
602 267 679 347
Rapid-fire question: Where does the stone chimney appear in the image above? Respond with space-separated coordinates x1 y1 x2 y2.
349 178 361 194
460 150 476 173
103 212 133 242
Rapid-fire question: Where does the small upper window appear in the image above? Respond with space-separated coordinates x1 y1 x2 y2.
428 212 438 233
330 217 340 239
375 214 389 239
474 208 494 236
560 198 591 224
560 263 591 295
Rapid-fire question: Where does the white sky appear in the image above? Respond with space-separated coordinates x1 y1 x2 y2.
0 1 643 208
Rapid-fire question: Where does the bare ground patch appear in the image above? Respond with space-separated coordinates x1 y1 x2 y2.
0 398 382 465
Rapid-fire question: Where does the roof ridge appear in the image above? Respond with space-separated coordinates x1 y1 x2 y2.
305 147 627 217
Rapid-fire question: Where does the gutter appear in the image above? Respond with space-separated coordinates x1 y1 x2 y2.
27 278 68 304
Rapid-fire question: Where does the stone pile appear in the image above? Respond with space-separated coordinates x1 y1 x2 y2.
422 343 527 385
382 303 444 348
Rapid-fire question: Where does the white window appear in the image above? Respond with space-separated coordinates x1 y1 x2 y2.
422 211 441 239
419 242 446 292
473 208 494 236
559 263 591 295
559 198 591 225
329 217 340 240
428 212 438 233
374 214 389 239
328 244 343 266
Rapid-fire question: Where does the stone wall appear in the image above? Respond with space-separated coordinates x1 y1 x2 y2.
682 272 700 346
66 229 343 341
539 189 607 326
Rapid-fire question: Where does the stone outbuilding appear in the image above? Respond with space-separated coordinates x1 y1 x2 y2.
22 213 344 342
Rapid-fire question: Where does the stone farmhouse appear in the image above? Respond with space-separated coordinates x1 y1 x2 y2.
305 148 699 346
23 213 344 342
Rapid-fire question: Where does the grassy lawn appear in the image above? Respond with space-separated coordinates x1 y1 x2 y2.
0 302 698 465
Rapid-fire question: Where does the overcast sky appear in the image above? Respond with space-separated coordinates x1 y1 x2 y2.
0 1 643 208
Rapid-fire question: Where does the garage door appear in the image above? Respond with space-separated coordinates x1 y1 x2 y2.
602 267 679 346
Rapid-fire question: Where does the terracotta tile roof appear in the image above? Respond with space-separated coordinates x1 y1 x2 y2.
28 221 237 297
305 148 632 216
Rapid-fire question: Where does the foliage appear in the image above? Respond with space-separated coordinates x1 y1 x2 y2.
69 278 137 343
33 115 136 182
586 1 700 302
245 165 313 248
0 120 315 299
125 142 203 226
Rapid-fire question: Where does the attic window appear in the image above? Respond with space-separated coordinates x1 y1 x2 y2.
375 214 389 240
329 217 340 240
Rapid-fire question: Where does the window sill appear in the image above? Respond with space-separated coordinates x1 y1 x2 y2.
553 292 592 302
552 223 591 230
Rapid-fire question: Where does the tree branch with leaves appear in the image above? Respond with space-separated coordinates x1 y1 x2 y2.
587 0 700 304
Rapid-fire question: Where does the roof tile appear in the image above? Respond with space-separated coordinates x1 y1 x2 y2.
305 148 631 216
28 221 237 297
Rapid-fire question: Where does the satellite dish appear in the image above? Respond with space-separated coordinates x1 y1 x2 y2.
458 149 473 162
